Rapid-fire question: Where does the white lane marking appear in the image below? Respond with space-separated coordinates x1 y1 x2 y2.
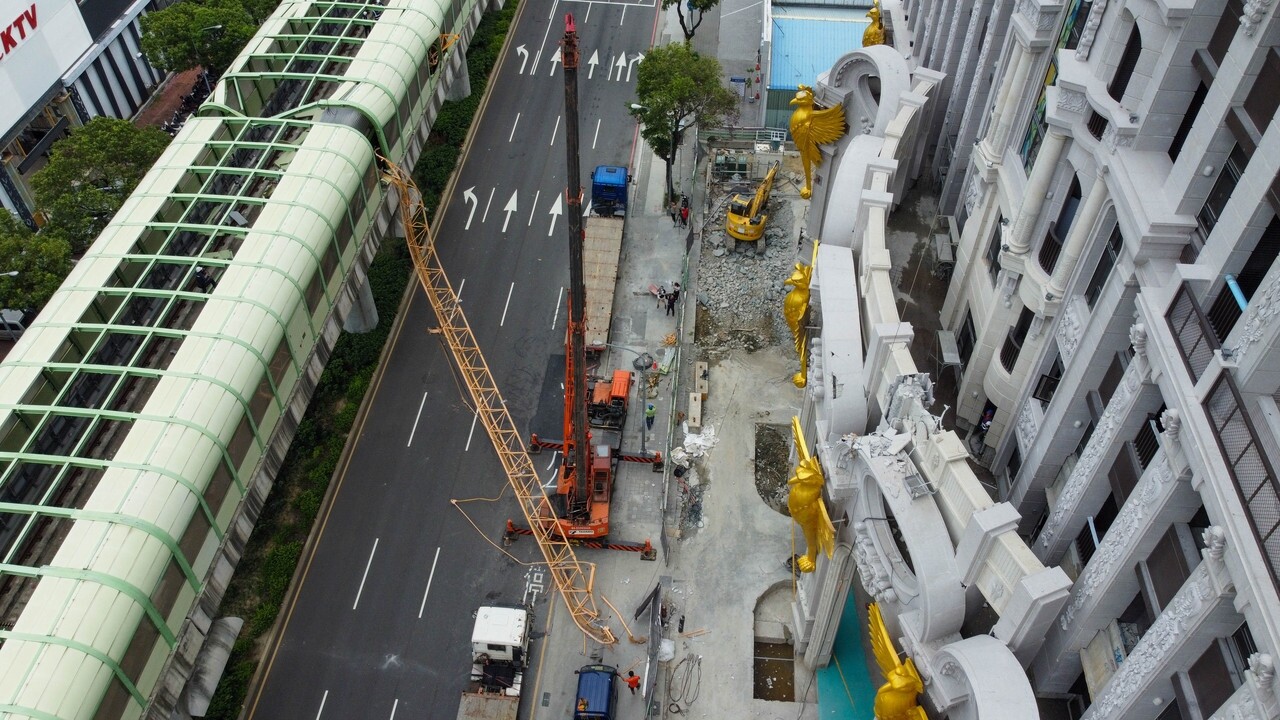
550 115 561 146
620 4 626 24
418 547 442 619
353 538 379 610
723 0 762 16
407 391 429 447
509 112 521 142
389 699 400 720
315 690 329 719
528 189 541 226
457 277 466 300
551 286 564 329
584 2 591 21
500 282 515 326
482 187 495 223
593 118 601 149
465 413 479 452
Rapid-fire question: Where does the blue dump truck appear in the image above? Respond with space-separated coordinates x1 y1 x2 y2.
572 664 619 720
584 166 628 353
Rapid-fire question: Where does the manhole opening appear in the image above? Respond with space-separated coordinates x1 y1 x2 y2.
752 640 796 701
754 423 791 514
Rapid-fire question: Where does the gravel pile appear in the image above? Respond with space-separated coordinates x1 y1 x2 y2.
694 189 799 354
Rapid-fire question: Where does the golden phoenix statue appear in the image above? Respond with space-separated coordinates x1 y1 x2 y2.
789 85 847 199
869 603 928 720
783 241 819 388
863 0 887 47
787 416 835 573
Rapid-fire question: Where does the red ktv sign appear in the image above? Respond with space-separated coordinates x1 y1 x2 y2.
0 4 38 62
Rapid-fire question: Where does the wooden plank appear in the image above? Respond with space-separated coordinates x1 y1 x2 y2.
687 392 702 430
584 217 625 350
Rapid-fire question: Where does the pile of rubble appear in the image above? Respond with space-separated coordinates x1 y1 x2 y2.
694 190 800 354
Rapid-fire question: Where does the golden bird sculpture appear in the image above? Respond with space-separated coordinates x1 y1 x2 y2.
863 0 887 47
869 603 929 720
789 85 847 199
782 241 819 388
787 416 835 573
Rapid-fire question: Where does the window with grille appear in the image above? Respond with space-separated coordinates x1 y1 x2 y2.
1034 354 1065 404
1169 82 1209 162
1000 308 1035 372
1109 25 1144 102
1207 214 1280 341
1040 178 1082 274
1197 144 1249 240
1066 0 1095 50
957 310 977 366
987 215 1004 285
1085 225 1124 308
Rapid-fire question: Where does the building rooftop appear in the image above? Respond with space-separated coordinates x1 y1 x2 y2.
770 7 870 92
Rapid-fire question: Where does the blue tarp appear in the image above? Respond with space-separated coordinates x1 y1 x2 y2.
770 11 871 92
815 589 877 718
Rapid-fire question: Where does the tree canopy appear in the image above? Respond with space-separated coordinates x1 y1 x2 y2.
660 0 719 40
139 0 257 73
0 213 73 313
629 43 737 199
30 118 171 254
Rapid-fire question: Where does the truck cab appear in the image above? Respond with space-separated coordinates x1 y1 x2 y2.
469 605 529 696
590 166 629 217
572 664 618 719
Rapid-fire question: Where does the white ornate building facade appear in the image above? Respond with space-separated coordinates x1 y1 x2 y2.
908 0 1280 710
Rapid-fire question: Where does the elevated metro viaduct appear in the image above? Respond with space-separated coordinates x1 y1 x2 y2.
0 0 497 716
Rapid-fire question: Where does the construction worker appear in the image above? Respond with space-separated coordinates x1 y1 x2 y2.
645 403 656 430
625 670 641 695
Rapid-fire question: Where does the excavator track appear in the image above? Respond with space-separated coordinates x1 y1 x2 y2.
383 160 617 646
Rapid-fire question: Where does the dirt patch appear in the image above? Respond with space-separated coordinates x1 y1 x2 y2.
754 423 791 514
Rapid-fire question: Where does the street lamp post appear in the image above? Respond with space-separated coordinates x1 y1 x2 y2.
195 25 223 94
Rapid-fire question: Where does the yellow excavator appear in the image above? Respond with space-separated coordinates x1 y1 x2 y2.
725 160 780 253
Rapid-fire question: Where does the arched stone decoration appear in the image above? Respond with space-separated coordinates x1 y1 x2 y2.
824 45 911 136
932 636 1039 719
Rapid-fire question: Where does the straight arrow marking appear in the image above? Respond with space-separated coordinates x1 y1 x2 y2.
588 50 599 79
548 194 562 236
502 191 518 232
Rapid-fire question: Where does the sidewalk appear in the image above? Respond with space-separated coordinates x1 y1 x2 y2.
526 4 822 720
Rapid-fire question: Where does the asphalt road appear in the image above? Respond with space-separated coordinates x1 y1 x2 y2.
244 1 659 718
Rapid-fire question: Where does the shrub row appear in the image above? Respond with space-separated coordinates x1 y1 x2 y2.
202 3 518 716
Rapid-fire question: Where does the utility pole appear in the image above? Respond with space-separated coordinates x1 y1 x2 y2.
560 15 590 520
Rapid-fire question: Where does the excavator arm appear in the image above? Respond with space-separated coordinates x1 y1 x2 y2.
726 160 780 243
383 160 616 646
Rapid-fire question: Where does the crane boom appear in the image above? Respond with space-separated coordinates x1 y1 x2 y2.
382 160 616 646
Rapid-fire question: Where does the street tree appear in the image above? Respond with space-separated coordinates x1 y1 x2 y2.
629 43 737 201
139 0 256 74
31 118 171 254
661 0 719 40
0 213 73 313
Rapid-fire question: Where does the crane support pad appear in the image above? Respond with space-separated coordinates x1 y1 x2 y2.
505 523 655 558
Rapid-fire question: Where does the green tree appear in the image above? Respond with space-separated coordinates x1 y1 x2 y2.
661 0 718 40
629 43 737 201
31 118 171 254
0 214 73 313
139 0 256 73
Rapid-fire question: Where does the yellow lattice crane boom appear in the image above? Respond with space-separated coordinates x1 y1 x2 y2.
383 160 616 646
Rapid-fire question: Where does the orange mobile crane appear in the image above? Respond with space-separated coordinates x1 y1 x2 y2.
380 19 616 646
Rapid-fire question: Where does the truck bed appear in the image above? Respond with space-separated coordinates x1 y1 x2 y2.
584 216 625 352
457 692 519 720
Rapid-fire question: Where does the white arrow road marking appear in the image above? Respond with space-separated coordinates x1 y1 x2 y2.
417 547 441 618
482 187 495 222
612 54 627 81
509 112 520 142
550 115 560 146
407 390 429 446
500 282 515 326
353 538 379 610
552 285 564 329
528 190 541 226
502 191 518 232
462 187 478 229
548 194 562 236
516 44 529 74
627 52 645 82
588 50 599 79
549 47 562 76
593 118 601 149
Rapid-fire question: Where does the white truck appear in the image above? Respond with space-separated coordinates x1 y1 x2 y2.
456 605 531 720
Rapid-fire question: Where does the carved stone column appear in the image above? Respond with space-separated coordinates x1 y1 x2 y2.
1047 171 1109 299
978 41 1031 166
1080 530 1239 720
1031 450 1199 692
1006 129 1068 255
